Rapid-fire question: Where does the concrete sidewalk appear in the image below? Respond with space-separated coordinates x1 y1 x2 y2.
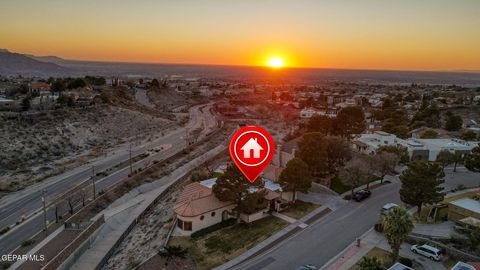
70 144 226 270
213 206 332 270
322 229 446 270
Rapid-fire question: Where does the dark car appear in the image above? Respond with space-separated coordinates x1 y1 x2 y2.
353 189 371 202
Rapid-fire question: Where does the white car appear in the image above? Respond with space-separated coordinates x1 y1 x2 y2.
411 244 442 261
380 203 398 215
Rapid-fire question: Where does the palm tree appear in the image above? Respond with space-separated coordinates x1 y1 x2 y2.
358 256 384 270
381 207 414 262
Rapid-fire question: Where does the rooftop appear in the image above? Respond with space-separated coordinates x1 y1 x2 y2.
450 198 480 213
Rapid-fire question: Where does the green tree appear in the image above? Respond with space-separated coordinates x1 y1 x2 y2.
381 207 414 262
21 95 31 111
436 149 454 168
212 163 250 220
444 112 463 131
325 136 352 175
307 115 332 135
151 78 160 88
278 158 313 202
334 106 366 138
451 151 464 172
297 132 328 176
357 256 384 270
237 190 267 214
50 79 65 96
465 146 480 172
461 130 477 141
377 145 409 164
67 78 86 89
399 160 445 214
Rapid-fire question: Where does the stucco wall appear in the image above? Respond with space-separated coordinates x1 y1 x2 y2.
177 204 235 235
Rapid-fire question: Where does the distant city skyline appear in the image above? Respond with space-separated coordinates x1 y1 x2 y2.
1 0 480 71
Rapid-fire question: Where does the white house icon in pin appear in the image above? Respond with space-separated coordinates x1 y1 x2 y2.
240 137 263 158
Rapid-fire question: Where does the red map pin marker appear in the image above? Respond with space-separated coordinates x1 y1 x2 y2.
229 126 275 183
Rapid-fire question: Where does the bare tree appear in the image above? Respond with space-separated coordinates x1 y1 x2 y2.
66 193 79 215
79 188 87 207
339 157 369 197
374 152 399 184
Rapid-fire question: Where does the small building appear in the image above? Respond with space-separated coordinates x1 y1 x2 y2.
174 182 235 236
448 198 480 227
31 81 50 94
451 261 478 270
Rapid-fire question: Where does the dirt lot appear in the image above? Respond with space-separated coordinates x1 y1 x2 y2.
0 104 171 192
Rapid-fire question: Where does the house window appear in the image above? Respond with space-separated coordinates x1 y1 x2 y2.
211 212 216 217
200 215 204 221
184 221 192 231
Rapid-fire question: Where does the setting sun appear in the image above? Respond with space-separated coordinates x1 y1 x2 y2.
267 57 285 68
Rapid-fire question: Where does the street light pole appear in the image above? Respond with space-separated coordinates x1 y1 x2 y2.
41 189 47 236
129 143 133 175
91 165 96 200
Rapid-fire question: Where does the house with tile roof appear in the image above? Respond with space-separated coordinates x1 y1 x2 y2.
174 177 294 236
174 182 236 236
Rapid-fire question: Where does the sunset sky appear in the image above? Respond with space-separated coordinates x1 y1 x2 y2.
1 0 479 71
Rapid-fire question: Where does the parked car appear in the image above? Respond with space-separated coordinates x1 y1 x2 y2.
296 264 317 270
353 189 371 202
411 244 442 261
380 203 398 215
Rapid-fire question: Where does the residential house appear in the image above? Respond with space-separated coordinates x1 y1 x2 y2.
448 197 480 229
174 177 294 236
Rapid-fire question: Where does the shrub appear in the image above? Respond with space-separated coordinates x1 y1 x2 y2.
21 239 35 246
399 257 413 267
0 227 10 236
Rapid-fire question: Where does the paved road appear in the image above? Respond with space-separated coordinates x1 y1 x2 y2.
237 178 401 270
0 103 217 256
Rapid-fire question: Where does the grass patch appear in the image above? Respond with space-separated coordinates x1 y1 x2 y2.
350 247 393 270
330 176 351 194
282 201 319 220
169 216 288 270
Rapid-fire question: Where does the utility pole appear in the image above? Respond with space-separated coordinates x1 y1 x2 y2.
41 189 47 236
91 165 96 200
129 143 133 175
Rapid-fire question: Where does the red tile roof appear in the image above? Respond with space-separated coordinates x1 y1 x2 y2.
174 182 234 217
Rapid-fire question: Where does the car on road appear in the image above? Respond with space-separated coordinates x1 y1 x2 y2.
381 203 398 215
296 264 317 270
411 244 442 261
353 189 371 202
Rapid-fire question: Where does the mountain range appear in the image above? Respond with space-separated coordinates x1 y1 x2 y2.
0 49 70 76
1 49 480 85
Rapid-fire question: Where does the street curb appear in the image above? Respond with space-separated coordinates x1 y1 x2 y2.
319 227 374 270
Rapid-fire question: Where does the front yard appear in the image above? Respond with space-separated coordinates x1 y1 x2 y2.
281 201 319 219
168 216 288 270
